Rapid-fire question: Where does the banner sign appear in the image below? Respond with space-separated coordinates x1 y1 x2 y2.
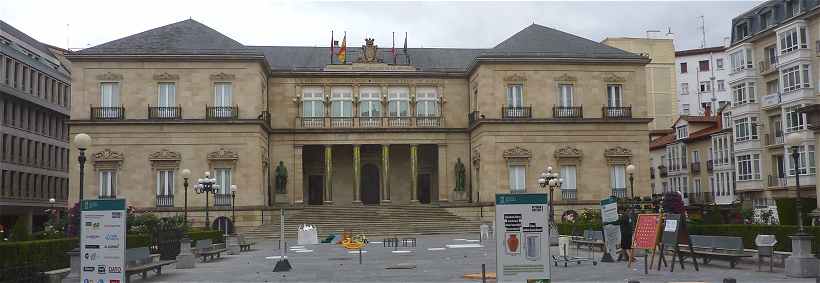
81 199 126 283
632 213 660 250
600 197 621 256
495 193 550 283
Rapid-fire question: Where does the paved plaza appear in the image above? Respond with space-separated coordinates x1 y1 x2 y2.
139 233 812 283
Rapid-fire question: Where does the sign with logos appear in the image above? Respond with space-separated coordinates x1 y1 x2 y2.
495 193 550 283
81 198 126 283
632 213 661 250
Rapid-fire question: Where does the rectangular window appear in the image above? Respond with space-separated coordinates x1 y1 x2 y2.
302 87 324 118
732 82 756 104
734 116 759 142
680 62 688 73
716 58 724 70
508 165 525 192
558 84 573 107
788 145 817 175
416 87 439 116
610 165 626 191
606 84 622 107
214 83 232 106
717 80 725 92
99 170 116 197
730 49 753 72
100 82 119 107
676 125 688 139
330 87 353 117
215 168 231 194
680 83 689 95
692 150 700 162
506 84 524 107
157 83 176 107
156 170 174 196
785 105 807 133
682 104 690 115
388 87 410 117
780 28 801 54
698 60 710 72
737 153 761 181
560 166 577 191
699 81 712 93
359 87 381 118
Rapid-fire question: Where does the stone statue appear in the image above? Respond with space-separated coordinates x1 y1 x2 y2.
275 161 288 193
455 158 466 191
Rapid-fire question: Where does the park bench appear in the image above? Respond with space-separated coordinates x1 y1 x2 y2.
678 235 751 268
124 247 175 283
195 239 228 262
239 234 256 251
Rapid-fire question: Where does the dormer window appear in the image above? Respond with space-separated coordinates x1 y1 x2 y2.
676 125 688 140
736 22 750 39
760 11 771 29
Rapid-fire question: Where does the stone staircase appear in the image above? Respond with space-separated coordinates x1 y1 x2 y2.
242 205 481 240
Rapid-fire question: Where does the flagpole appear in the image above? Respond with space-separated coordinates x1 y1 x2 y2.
330 30 334 64
392 32 396 65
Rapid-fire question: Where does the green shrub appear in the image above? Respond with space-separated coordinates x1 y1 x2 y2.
188 229 224 244
9 218 30 241
127 234 151 248
775 198 816 226
0 238 77 271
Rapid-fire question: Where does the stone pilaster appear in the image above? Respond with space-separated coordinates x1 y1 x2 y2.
381 144 391 202
437 144 449 202
353 144 361 203
293 145 304 204
324 145 333 204
411 144 419 202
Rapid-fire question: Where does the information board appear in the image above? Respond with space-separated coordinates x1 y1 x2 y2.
599 197 621 257
632 213 660 250
495 193 550 283
81 198 126 283
661 213 681 246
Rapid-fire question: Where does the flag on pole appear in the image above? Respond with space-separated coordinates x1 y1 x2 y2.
330 30 335 64
391 32 396 64
403 32 409 64
338 32 347 64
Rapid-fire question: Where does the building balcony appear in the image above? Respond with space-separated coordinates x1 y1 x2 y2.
734 139 762 152
687 192 713 205
758 58 778 75
553 106 583 119
731 101 759 115
781 87 814 105
295 116 443 129
205 105 239 120
650 167 655 179
765 133 784 147
691 162 701 173
560 190 577 201
761 93 782 109
91 106 125 120
602 106 632 119
501 106 532 119
776 48 813 68
148 105 182 120
768 175 787 188
706 160 714 172
611 188 626 198
214 194 232 207
468 111 481 126
728 67 757 84
156 195 174 207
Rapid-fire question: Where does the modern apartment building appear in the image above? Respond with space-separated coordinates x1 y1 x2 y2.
603 37 678 130
650 105 737 205
65 19 653 229
0 20 71 234
728 0 818 210
675 46 732 116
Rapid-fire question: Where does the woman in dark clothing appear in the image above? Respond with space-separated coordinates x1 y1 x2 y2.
618 208 636 267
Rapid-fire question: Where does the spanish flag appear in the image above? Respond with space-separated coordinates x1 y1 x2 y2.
338 32 347 64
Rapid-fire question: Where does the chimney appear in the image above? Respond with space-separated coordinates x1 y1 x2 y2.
702 103 712 117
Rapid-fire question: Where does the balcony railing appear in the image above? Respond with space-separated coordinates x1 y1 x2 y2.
501 106 532 119
602 106 632 119
658 165 668 177
206 105 239 120
553 106 583 119
468 111 481 126
148 105 182 119
687 192 714 205
768 175 787 187
758 57 778 74
91 106 125 120
214 194 232 206
765 133 784 146
156 195 174 207
295 116 442 128
706 160 714 172
611 188 626 198
691 162 701 173
560 190 577 201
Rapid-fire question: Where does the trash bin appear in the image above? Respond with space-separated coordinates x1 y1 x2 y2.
755 234 777 272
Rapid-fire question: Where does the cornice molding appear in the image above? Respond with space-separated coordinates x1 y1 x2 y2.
503 146 532 159
503 73 527 82
210 72 236 81
153 72 179 81
96 72 123 81
207 147 239 161
603 73 626 83
148 148 181 161
604 146 633 157
93 148 124 162
554 145 583 159
554 73 577 82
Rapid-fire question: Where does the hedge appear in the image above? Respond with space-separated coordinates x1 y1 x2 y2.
0 238 77 271
188 229 224 245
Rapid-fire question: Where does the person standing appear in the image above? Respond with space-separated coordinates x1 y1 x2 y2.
619 207 637 268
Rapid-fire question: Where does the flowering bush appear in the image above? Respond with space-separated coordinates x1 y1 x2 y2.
661 192 685 214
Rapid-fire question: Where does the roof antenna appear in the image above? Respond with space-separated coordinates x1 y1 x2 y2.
66 24 70 50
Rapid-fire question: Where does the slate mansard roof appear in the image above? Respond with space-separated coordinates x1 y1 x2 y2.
71 19 647 73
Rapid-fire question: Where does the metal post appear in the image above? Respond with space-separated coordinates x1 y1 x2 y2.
232 192 236 233
481 264 486 283
793 148 806 234
549 186 555 224
78 149 86 201
205 192 210 229
630 173 635 199
359 247 363 264
183 178 189 225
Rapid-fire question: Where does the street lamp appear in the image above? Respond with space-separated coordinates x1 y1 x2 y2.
193 172 220 229
784 131 817 278
180 169 191 225
538 166 562 246
785 132 808 234
626 164 636 199
230 185 237 234
74 133 91 202
48 198 56 223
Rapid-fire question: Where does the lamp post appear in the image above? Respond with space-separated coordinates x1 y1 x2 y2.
538 167 561 246
193 172 220 229
180 169 191 225
48 198 56 223
784 131 818 277
74 133 91 202
230 185 237 234
626 164 636 199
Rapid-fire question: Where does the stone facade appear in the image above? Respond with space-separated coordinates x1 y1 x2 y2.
65 19 653 229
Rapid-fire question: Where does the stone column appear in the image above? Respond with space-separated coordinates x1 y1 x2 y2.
381 144 391 202
353 144 362 204
437 144 449 202
411 144 419 202
293 145 304 204
324 145 333 204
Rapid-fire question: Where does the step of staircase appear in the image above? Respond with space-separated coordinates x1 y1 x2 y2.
243 205 481 240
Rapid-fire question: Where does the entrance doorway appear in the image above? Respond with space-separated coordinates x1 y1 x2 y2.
418 173 432 204
308 175 324 205
361 164 380 204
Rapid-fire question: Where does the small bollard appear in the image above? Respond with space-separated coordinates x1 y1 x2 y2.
481 264 486 283
723 278 736 283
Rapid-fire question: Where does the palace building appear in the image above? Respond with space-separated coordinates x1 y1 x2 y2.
66 19 652 228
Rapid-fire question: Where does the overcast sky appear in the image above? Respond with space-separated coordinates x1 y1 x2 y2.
1 1 761 52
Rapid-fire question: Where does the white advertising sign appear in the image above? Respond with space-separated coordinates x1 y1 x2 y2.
600 197 621 257
495 193 550 283
81 199 126 283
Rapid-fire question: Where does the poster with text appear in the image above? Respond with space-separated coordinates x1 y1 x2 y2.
496 193 550 283
632 214 660 250
81 198 126 283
